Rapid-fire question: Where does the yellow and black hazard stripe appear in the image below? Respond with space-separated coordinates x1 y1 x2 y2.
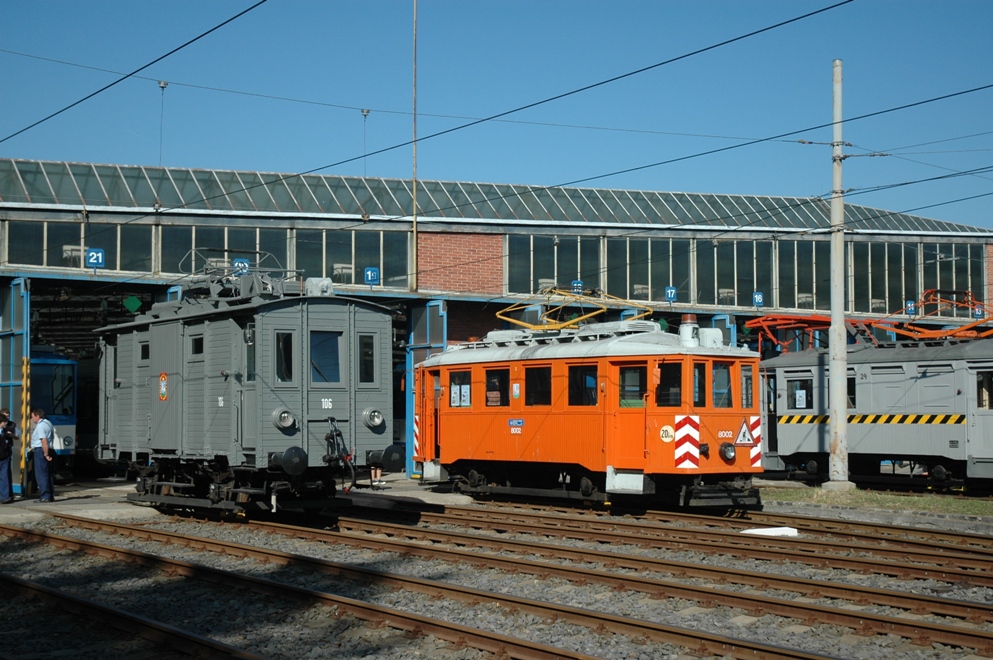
778 413 965 425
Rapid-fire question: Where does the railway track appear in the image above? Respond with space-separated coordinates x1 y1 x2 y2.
42 510 993 657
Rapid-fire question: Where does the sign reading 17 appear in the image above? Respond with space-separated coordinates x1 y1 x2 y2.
86 248 106 268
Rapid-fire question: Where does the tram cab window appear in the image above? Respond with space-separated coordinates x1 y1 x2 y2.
977 372 993 410
787 378 813 410
655 362 682 407
619 366 647 408
568 365 598 406
525 366 552 406
449 371 471 408
310 331 342 383
712 362 733 408
276 332 294 383
485 369 510 407
692 363 707 407
740 364 753 409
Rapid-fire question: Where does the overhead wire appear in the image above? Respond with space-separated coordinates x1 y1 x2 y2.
0 0 269 146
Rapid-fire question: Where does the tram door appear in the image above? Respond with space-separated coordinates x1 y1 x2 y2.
760 370 784 471
607 362 648 469
970 370 993 473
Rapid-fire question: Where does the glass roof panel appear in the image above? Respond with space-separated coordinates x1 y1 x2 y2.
596 190 632 223
258 173 297 212
0 160 27 203
655 193 694 225
144 168 183 208
845 205 876 231
673 193 723 226
280 174 321 213
212 171 254 210
443 182 477 218
305 175 341 213
94 165 133 207
542 188 582 223
420 181 456 217
414 181 438 217
16 161 57 205
347 179 384 216
560 188 599 222
192 171 232 210
476 183 515 219
68 163 107 206
461 183 497 220
384 179 413 216
121 168 158 207
167 169 209 210
750 196 798 228
237 172 278 212
631 192 675 224
512 186 550 221
364 179 402 216
501 185 534 219
325 177 362 215
529 187 568 222
792 197 827 227
42 162 79 205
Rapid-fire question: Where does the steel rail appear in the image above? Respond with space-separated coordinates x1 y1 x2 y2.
0 570 265 659
1 522 593 660
46 514 830 660
251 517 993 625
363 505 993 578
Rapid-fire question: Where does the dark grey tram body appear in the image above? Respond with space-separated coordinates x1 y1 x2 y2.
97 271 393 511
762 337 993 485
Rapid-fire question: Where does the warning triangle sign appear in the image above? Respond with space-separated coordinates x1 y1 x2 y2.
734 418 754 445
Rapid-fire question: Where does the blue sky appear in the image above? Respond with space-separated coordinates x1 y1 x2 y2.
2 1 991 229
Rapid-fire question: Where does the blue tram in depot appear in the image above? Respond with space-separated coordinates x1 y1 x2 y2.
96 261 395 513
29 346 78 478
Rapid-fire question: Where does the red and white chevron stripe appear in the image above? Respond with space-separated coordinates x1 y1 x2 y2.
413 414 420 458
749 415 762 468
674 415 700 469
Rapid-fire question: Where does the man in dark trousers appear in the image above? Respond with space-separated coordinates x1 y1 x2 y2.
0 408 14 503
29 408 55 502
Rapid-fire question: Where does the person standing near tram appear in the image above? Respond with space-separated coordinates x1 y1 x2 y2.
0 408 15 503
29 408 55 502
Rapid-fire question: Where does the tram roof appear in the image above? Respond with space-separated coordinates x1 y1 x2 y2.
0 157 985 235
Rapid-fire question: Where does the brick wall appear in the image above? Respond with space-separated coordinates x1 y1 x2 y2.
417 232 503 295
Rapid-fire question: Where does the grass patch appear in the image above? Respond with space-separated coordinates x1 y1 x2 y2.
760 484 993 518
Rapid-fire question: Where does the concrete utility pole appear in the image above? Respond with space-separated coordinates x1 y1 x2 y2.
411 0 419 292
826 59 854 491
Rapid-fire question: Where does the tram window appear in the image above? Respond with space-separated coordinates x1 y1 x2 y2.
525 366 552 406
740 364 753 408
486 369 510 407
190 336 204 356
713 362 733 408
358 335 376 384
693 363 707 407
568 365 598 406
139 342 150 361
450 371 471 408
977 372 993 410
655 362 682 407
276 332 294 383
848 375 857 409
619 366 647 408
787 378 813 410
246 341 256 382
310 331 342 383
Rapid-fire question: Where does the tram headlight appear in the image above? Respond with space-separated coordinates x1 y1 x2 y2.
62 436 74 448
719 442 737 462
271 407 297 430
362 408 385 429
